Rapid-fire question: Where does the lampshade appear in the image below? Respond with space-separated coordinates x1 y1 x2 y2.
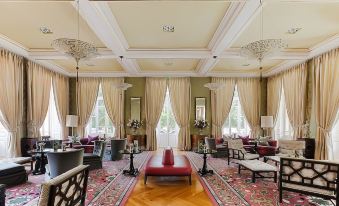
66 115 78 127
261 116 273 128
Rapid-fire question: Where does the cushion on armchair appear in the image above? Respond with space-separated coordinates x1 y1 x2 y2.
238 135 250 145
216 138 224 144
88 135 99 145
80 138 89 145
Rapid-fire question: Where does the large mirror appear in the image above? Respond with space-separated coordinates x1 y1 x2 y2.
130 97 141 121
195 97 206 120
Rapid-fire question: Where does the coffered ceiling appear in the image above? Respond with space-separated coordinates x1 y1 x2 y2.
1 0 339 78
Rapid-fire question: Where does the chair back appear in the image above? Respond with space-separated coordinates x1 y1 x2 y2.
109 139 127 161
38 165 89 206
93 141 106 160
46 149 83 179
205 137 217 150
228 139 244 150
278 140 305 150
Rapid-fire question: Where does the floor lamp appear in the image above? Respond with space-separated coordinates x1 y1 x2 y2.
261 116 273 137
66 115 78 141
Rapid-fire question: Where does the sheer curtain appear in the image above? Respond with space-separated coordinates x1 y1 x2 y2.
168 77 191 150
237 78 261 138
145 78 167 151
77 78 100 137
0 49 24 157
282 63 307 139
211 77 236 138
27 61 52 138
101 77 124 138
313 48 339 160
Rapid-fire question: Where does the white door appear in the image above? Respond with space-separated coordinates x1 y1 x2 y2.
156 89 179 148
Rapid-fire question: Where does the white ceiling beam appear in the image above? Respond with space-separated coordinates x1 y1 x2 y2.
125 50 211 59
76 0 140 74
220 49 309 60
28 50 117 60
196 58 219 75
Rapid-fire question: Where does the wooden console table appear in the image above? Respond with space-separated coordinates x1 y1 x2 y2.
191 134 209 151
126 134 147 150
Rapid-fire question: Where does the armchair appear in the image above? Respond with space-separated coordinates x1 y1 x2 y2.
38 165 89 206
227 139 259 165
276 140 305 158
204 137 228 158
83 141 106 170
45 149 83 179
105 139 126 161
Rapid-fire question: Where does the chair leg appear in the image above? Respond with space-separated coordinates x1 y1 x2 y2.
238 164 241 174
279 188 283 203
144 175 147 184
274 172 277 183
252 172 255 183
189 175 192 185
30 160 33 171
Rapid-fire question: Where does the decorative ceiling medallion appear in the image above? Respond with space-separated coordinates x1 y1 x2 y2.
240 39 287 62
163 25 175 32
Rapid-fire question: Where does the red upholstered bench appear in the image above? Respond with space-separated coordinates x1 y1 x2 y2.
144 148 192 185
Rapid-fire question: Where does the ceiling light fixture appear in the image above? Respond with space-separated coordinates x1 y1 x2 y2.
204 83 225 91
163 25 175 32
40 26 53 34
287 27 302 34
240 0 287 81
51 0 97 81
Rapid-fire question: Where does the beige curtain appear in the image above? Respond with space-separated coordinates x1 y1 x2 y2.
77 78 100 137
211 77 236 138
27 61 52 138
237 78 261 138
101 77 125 138
267 75 282 137
168 78 191 150
0 49 24 157
282 63 307 139
52 73 69 140
145 78 167 151
313 48 339 160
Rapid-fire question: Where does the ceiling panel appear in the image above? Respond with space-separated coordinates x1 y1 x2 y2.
232 2 339 49
212 59 283 73
52 59 123 73
108 1 230 49
138 58 199 71
0 2 104 49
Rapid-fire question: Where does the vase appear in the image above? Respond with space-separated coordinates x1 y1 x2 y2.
199 128 203 135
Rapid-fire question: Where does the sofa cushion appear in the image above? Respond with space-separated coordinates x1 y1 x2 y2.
0 162 25 176
88 135 99 143
238 135 250 145
145 155 191 176
280 148 296 157
216 138 224 144
162 148 174 165
83 154 101 161
79 138 89 145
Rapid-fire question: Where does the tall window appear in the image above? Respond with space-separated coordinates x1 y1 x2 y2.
40 84 62 139
86 85 115 136
0 119 8 157
331 112 339 161
274 88 293 139
222 86 250 135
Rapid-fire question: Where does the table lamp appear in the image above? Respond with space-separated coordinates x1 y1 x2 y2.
66 115 78 139
261 116 273 136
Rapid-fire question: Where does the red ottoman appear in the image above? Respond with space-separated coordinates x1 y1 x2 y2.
144 148 192 184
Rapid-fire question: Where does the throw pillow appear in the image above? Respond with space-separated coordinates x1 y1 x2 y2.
79 138 89 145
216 138 224 144
239 135 250 145
295 149 304 158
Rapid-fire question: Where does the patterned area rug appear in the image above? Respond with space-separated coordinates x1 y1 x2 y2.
5 151 151 206
186 152 333 206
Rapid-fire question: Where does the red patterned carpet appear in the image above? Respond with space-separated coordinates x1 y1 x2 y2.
5 151 151 206
186 152 333 206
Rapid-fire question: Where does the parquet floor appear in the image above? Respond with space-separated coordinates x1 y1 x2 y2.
125 150 213 206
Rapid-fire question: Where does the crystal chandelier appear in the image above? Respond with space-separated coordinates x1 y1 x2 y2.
204 83 225 91
51 0 97 81
240 0 286 79
112 83 133 91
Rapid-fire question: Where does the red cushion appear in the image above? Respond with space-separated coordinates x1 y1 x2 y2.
239 135 250 145
216 138 224 144
145 155 192 176
162 148 174 165
268 140 277 147
79 138 89 145
88 135 99 145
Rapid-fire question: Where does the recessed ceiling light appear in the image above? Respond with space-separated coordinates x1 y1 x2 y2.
163 25 175 32
287 28 302 34
40 26 53 34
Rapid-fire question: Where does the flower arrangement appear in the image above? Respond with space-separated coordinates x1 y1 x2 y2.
127 119 143 133
194 119 209 129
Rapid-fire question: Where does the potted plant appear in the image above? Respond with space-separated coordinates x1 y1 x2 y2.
194 119 208 135
127 119 143 134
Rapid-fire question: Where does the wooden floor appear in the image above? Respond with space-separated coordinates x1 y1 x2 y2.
126 151 213 206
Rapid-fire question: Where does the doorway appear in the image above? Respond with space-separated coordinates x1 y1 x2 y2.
156 89 179 148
